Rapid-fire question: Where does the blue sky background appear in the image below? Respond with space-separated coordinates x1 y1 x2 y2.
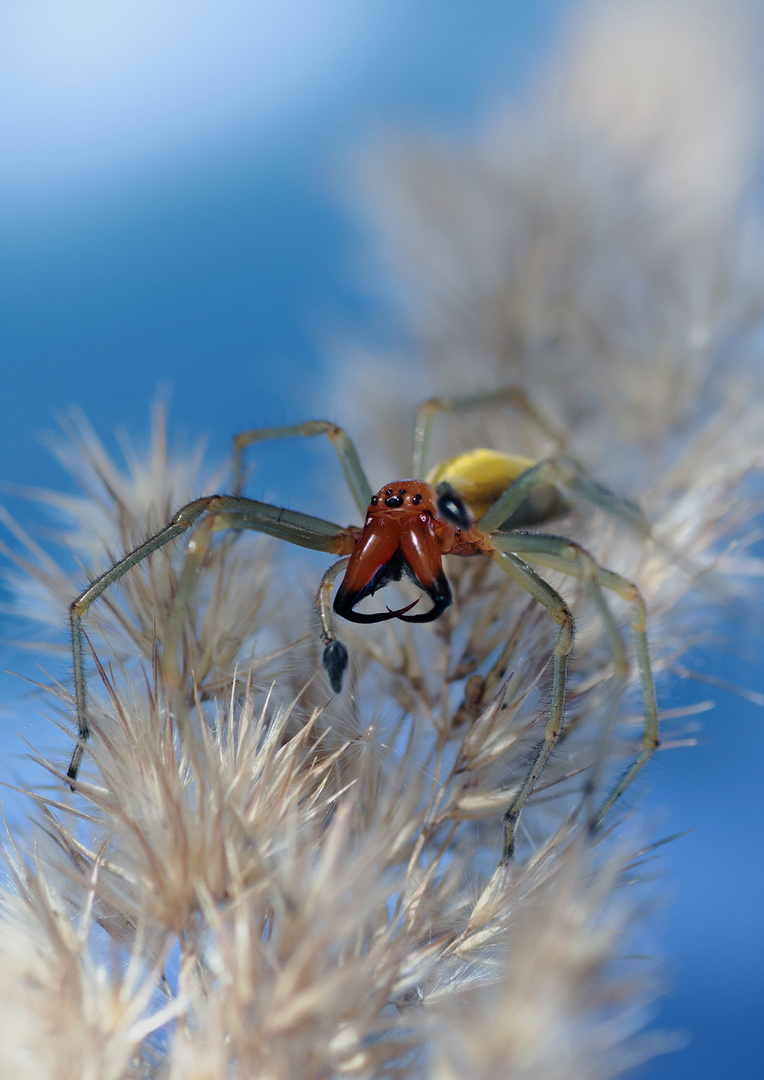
1 3 761 1076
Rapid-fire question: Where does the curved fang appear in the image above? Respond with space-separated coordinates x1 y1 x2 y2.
337 579 448 624
334 547 411 623
387 597 421 618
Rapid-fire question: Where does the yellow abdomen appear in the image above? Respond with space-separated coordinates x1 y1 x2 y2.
427 449 567 527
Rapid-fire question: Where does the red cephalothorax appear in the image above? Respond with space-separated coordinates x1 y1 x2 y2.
333 480 484 624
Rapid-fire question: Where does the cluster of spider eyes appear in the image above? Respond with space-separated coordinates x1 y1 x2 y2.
369 489 424 509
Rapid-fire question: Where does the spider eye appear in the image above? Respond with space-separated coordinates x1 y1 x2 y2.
437 484 472 529
412 493 423 506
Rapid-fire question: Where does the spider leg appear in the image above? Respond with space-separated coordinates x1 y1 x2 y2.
232 420 372 516
68 494 354 782
490 549 574 864
412 387 565 479
476 458 649 537
491 531 659 828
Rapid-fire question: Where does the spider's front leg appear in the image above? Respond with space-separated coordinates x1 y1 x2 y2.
67 494 358 783
489 550 575 864
68 495 217 782
492 530 659 829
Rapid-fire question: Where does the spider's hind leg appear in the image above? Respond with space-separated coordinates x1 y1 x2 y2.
412 387 566 479
477 457 650 538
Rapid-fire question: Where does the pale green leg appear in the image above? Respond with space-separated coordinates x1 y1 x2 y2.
594 622 658 825
477 458 649 537
491 550 574 864
412 387 565 480
232 420 372 516
492 531 659 827
68 495 214 781
68 495 350 782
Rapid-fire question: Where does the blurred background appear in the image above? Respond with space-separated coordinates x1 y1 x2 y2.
1 2 761 1076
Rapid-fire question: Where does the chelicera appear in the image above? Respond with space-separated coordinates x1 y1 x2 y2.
66 389 658 862
333 481 469 628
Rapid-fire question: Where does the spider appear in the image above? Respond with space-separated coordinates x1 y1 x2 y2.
66 389 658 862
